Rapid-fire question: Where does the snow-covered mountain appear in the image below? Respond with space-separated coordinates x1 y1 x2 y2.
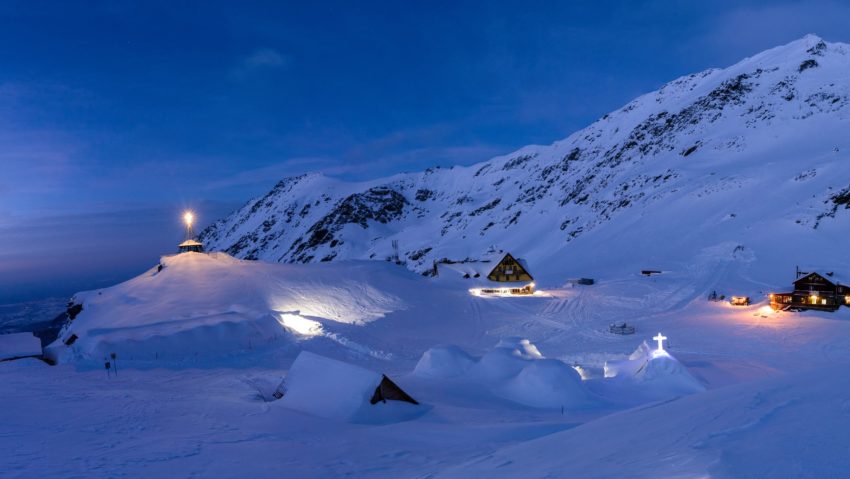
201 35 850 284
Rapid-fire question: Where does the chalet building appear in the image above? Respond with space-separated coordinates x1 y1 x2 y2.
486 253 533 282
770 272 850 312
439 252 535 295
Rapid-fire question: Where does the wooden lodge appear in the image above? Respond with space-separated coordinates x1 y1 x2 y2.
486 253 533 283
770 271 850 312
440 252 535 295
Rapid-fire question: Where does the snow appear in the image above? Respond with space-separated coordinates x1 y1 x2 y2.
6 35 850 478
44 252 413 364
412 345 477 378
200 35 850 306
280 351 422 423
495 359 589 409
0 333 41 361
436 363 850 479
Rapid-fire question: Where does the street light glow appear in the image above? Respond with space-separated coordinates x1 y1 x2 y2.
183 211 194 227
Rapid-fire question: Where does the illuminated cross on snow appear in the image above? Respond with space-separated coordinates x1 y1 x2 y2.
653 333 668 352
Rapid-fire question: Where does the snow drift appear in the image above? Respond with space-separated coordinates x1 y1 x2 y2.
603 341 705 398
414 340 592 410
0 333 42 361
281 351 422 423
44 252 412 363
411 345 477 379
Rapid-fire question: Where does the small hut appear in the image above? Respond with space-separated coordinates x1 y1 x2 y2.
178 239 204 253
178 211 204 253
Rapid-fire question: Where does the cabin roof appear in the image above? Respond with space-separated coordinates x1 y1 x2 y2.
439 252 533 286
178 239 204 247
793 271 847 287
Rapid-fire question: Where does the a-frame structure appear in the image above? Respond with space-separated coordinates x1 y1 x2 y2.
487 253 533 283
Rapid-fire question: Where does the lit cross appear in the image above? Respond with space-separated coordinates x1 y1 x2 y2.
653 333 668 352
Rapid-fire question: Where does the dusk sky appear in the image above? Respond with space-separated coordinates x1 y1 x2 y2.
3 0 850 303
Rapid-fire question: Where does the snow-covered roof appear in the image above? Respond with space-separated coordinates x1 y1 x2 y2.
178 239 203 247
0 333 42 361
438 252 533 286
280 351 384 420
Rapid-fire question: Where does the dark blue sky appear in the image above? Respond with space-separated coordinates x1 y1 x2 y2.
2 0 849 302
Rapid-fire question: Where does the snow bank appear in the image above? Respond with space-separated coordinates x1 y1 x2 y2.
411 345 477 379
496 359 590 409
415 339 593 410
468 348 533 382
437 358 850 479
281 351 421 423
604 341 705 396
0 333 42 361
45 253 411 363
495 337 543 359
467 337 544 382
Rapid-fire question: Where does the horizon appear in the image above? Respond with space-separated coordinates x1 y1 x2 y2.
3 1 850 303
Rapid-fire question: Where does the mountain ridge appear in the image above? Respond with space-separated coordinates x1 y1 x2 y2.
201 34 850 285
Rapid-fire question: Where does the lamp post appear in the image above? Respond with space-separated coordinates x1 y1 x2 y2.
183 211 195 240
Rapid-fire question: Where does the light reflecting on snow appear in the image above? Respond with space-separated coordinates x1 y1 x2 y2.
277 313 323 337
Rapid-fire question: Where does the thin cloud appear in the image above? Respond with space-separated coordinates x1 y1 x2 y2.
203 157 334 190
231 47 290 79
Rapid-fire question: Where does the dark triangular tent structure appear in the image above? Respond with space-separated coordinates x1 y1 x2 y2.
370 375 419 405
487 253 533 282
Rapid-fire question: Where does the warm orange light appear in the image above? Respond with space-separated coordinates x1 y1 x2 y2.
183 211 194 227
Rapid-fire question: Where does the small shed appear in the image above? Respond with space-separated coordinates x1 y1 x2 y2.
178 239 204 253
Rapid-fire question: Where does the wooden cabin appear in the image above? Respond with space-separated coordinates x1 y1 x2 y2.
487 253 533 283
770 272 850 312
440 252 535 295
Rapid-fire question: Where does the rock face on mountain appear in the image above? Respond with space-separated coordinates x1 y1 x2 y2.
201 35 850 283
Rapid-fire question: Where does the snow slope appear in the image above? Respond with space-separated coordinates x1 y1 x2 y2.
44 252 421 363
437 362 850 479
201 35 850 289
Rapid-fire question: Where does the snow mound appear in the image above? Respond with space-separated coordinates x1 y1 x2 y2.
495 337 543 359
605 341 705 396
495 359 590 409
0 333 42 361
281 351 422 423
45 253 411 363
636 351 706 395
468 347 533 383
412 345 477 379
415 340 595 410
